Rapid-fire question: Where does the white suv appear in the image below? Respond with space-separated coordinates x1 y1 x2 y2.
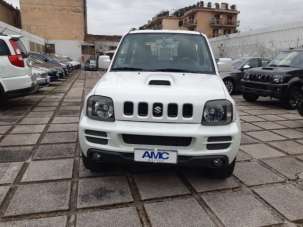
79 30 241 178
0 35 35 101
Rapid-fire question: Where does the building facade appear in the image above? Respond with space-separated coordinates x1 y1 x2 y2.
141 1 239 38
0 0 21 28
20 0 86 40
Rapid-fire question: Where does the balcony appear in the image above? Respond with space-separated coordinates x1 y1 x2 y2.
209 17 238 27
182 19 197 30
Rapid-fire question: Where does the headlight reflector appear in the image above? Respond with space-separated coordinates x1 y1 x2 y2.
202 100 233 125
272 75 284 84
87 95 115 121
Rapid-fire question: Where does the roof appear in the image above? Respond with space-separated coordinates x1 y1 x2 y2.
0 0 19 11
129 29 202 35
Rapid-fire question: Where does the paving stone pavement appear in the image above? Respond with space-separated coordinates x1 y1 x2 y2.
0 70 303 226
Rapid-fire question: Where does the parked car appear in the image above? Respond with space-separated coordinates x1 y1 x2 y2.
51 55 73 72
32 67 50 87
0 34 37 101
84 59 97 71
220 57 271 94
297 78 303 116
79 30 241 179
241 49 303 109
29 55 61 81
65 56 81 69
29 52 67 77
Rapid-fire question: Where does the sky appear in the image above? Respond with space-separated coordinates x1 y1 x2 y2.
4 0 303 35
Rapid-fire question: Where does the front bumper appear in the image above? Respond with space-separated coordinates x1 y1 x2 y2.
241 80 288 98
79 116 241 165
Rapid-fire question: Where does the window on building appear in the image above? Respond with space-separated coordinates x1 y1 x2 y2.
82 45 95 55
45 44 55 54
227 15 234 25
213 29 219 37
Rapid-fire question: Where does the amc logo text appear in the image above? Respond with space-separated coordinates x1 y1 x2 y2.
142 151 169 160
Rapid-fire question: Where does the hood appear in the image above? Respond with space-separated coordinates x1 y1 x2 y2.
249 66 301 74
93 72 227 102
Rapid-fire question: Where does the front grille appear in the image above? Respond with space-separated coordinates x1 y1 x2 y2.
122 134 192 147
249 73 272 83
123 102 194 119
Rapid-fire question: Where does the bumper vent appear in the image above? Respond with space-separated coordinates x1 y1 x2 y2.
122 134 192 147
85 130 108 145
207 136 232 150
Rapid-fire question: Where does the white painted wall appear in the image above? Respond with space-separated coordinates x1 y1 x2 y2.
0 21 45 51
49 40 83 61
210 22 303 59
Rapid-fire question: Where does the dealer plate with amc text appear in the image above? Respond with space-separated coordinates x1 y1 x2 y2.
134 149 178 164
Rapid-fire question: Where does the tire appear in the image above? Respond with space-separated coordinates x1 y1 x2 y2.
223 78 235 95
243 93 259 102
0 84 7 104
298 101 303 116
206 159 236 179
82 153 102 172
281 86 301 110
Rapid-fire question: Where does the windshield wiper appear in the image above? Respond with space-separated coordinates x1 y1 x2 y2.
268 64 278 67
111 67 145 71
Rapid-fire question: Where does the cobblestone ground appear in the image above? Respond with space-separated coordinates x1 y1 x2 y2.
0 70 303 227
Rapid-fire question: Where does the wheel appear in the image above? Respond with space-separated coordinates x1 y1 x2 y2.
298 101 303 116
0 85 7 104
82 153 102 172
223 78 235 95
206 159 236 179
243 93 259 102
281 86 301 110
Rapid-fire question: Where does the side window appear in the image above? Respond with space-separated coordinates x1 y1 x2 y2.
261 59 271 67
0 40 10 56
247 58 260 68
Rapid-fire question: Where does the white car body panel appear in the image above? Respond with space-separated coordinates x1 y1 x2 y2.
0 36 32 93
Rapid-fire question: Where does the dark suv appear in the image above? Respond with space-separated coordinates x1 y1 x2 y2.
297 78 303 116
241 49 303 109
222 57 270 94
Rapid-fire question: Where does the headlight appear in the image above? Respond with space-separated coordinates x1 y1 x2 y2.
202 100 233 126
272 75 284 84
243 73 250 80
87 96 115 122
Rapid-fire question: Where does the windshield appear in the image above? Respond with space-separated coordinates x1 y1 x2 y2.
111 33 215 74
232 58 248 69
269 51 303 68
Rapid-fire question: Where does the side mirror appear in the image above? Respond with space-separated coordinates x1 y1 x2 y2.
242 64 251 71
98 55 111 70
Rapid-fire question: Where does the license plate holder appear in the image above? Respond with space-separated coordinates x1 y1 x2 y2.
134 149 177 164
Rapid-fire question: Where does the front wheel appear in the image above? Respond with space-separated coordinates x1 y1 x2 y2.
206 159 236 179
298 101 303 116
243 93 259 102
281 86 301 110
223 78 235 95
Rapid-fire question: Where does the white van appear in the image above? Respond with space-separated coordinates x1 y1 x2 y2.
0 35 35 101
